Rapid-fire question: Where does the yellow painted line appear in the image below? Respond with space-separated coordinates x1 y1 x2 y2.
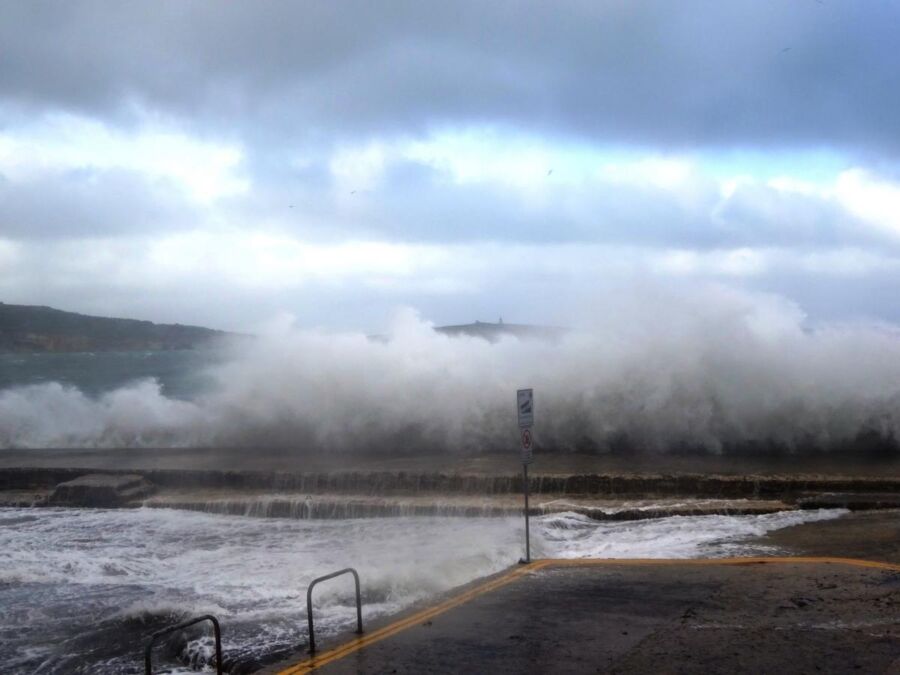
278 562 547 674
544 556 900 573
277 556 900 674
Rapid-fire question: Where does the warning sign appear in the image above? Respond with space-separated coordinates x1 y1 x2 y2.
521 427 534 464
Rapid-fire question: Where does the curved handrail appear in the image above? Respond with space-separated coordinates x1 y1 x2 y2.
144 614 223 675
306 567 363 653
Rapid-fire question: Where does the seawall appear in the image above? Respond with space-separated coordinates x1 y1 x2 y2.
3 448 899 519
3 465 900 498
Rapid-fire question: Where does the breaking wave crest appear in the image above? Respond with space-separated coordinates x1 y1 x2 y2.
3 287 900 454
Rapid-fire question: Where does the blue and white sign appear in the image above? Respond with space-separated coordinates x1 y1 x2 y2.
517 388 534 428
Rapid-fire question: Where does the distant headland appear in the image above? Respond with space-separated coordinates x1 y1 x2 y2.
0 303 565 353
433 319 565 343
0 303 228 353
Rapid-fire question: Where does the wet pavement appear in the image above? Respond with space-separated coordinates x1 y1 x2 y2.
278 559 900 675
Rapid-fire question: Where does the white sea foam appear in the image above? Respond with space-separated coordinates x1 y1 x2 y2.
537 508 845 558
0 505 846 672
4 287 900 452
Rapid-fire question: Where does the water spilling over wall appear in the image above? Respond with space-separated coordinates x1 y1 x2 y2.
5 466 900 502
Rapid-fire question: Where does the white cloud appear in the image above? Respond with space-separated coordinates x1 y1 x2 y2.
329 141 390 194
766 175 824 197
7 119 900 328
0 238 19 267
655 247 768 277
597 157 696 191
403 130 562 189
401 130 703 196
0 113 249 203
834 168 900 238
792 248 900 277
145 230 468 291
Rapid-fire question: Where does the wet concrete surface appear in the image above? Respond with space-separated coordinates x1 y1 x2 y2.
263 514 900 675
304 562 900 675
756 509 900 564
48 472 154 506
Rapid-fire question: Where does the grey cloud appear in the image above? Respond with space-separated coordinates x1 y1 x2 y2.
2 1 899 154
758 270 900 325
250 156 883 252
0 168 198 238
0 147 882 255
5 1 900 331
709 182 876 250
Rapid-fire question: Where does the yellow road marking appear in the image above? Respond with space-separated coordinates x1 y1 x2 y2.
277 556 900 674
545 556 900 572
278 563 542 674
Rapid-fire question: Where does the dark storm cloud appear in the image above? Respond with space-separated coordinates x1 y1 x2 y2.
1 1 898 153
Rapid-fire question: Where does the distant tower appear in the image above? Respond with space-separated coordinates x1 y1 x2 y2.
499 316 503 324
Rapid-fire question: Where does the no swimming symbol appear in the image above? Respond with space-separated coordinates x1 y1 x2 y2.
520 426 534 464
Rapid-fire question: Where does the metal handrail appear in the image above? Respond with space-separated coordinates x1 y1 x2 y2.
306 567 363 653
144 614 223 675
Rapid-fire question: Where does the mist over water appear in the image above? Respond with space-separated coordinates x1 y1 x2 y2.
3 286 900 454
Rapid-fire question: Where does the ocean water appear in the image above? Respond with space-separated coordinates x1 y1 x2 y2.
0 349 228 449
0 506 845 674
0 350 220 400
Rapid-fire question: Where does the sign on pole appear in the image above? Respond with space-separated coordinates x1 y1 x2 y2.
520 427 534 465
516 388 534 564
517 388 533 428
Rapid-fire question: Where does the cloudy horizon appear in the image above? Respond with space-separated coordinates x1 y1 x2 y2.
3 1 900 333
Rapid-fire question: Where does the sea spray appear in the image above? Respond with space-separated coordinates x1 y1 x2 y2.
3 286 900 453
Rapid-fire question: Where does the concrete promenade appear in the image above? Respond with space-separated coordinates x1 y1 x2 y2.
272 557 900 675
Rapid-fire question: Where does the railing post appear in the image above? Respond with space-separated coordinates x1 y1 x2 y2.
144 614 222 675
306 583 316 654
306 567 363 654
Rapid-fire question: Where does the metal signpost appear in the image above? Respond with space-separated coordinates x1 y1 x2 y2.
517 388 534 563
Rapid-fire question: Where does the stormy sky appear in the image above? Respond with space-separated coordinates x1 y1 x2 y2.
2 1 900 332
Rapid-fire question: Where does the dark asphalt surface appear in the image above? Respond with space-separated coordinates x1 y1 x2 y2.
304 562 900 675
